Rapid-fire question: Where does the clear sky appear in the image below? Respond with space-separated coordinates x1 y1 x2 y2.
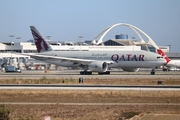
0 0 180 52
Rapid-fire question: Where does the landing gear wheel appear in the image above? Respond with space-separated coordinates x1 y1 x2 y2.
98 71 110 75
150 69 155 75
80 71 92 75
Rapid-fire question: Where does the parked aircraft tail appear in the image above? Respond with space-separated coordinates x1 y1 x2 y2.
157 49 171 64
30 26 53 53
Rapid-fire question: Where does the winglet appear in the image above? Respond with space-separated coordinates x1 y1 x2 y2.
30 26 52 53
157 49 171 64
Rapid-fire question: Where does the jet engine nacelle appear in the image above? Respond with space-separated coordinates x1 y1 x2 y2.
122 68 140 72
89 61 108 72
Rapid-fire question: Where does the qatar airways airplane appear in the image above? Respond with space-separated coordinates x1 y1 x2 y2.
26 26 167 75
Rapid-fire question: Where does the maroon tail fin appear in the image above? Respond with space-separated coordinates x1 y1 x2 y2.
30 26 52 53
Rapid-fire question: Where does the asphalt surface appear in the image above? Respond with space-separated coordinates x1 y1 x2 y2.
0 69 180 79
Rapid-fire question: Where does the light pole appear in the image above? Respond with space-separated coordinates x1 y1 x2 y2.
9 35 15 63
16 37 21 53
168 45 171 53
132 37 136 39
78 36 83 50
9 35 15 43
16 37 21 42
78 36 83 44
46 36 51 41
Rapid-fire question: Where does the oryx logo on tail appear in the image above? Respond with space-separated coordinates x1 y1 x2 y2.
157 49 171 64
30 26 52 53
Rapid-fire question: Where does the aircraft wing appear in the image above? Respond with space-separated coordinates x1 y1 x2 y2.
19 53 114 65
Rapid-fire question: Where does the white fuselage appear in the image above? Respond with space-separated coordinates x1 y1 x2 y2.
34 50 166 68
166 60 180 68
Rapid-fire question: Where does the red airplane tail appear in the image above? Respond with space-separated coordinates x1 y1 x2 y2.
157 49 171 64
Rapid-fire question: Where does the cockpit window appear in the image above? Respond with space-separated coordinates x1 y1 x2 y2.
157 56 163 59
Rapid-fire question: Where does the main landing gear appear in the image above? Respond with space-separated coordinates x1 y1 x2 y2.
98 71 110 75
80 71 111 75
80 71 92 75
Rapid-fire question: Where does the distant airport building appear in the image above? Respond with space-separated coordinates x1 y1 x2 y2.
103 39 171 53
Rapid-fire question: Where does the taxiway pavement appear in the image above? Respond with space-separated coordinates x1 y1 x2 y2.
0 70 180 79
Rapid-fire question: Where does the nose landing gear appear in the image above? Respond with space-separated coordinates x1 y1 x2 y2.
150 68 155 75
